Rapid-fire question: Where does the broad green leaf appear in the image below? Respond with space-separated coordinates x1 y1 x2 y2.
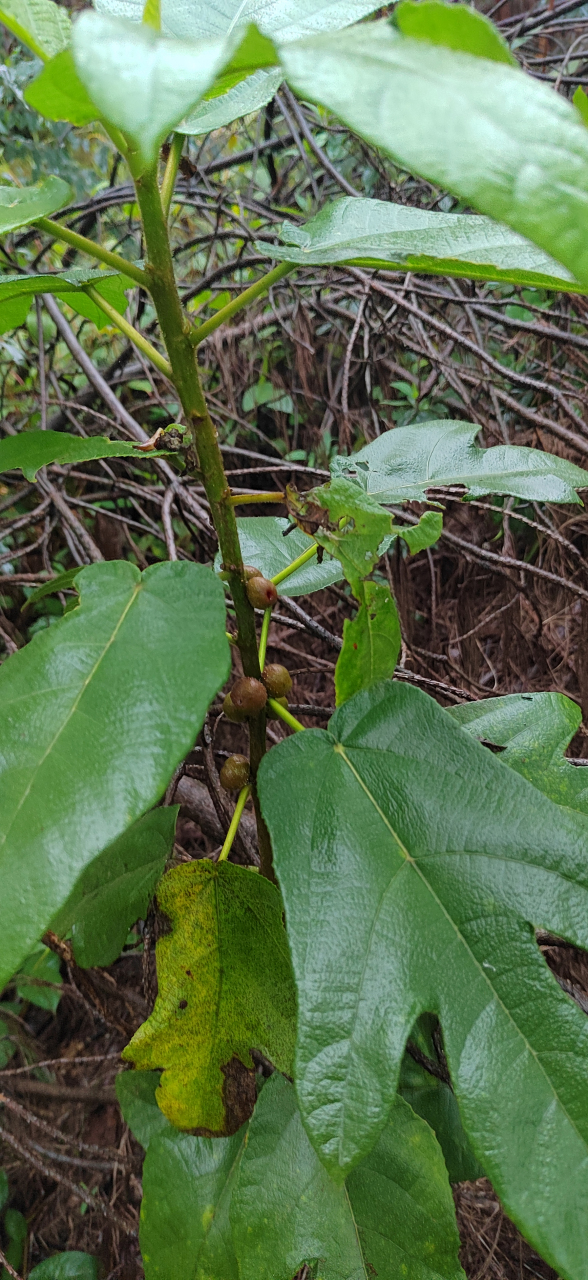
0 269 131 330
233 1073 464 1280
51 806 177 968
0 560 230 990
2 1208 26 1280
25 50 98 127
0 0 70 60
278 21 588 286
123 860 296 1132
258 679 588 1278
13 945 62 1012
394 0 515 66
335 580 400 706
399 509 443 553
290 477 392 587
0 429 170 481
22 568 81 613
72 17 268 170
0 177 70 234
0 295 31 335
574 85 588 128
332 420 588 504
214 515 343 595
179 68 282 134
399 1015 484 1184
93 0 378 44
116 1069 173 1149
448 691 588 815
140 1124 243 1279
28 1256 99 1280
264 197 585 293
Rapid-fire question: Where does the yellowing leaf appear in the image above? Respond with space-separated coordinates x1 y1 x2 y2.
123 860 296 1133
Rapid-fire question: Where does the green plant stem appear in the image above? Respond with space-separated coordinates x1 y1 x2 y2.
188 262 295 346
267 699 305 732
229 491 284 505
271 541 317 585
218 785 251 862
161 133 184 220
133 163 274 880
33 218 148 287
84 286 172 377
258 608 271 669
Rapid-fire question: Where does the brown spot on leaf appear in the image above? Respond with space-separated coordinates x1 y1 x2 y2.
221 1056 257 1134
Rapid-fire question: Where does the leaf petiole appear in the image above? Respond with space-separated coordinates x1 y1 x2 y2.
258 608 271 669
267 699 304 732
33 218 148 287
271 542 317 585
83 286 172 377
188 262 296 347
229 491 285 505
218 785 252 862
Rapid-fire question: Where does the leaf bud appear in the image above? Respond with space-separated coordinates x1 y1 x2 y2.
219 754 250 791
262 663 292 698
222 691 247 723
246 575 278 609
231 676 268 715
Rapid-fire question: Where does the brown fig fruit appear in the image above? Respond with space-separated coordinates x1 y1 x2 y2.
230 676 268 715
266 696 289 720
220 754 250 791
262 663 292 698
243 564 263 581
222 691 247 723
246 575 278 610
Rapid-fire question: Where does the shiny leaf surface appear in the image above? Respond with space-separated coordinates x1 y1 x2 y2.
215 515 343 595
265 197 584 292
27 1256 99 1280
51 806 177 968
123 860 296 1131
0 177 70 234
335 580 400 705
332 420 588 503
279 21 588 285
13 944 62 1012
0 560 230 989
258 680 588 1279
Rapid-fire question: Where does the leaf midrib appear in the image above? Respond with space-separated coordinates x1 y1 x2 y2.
336 742 588 1159
0 579 141 853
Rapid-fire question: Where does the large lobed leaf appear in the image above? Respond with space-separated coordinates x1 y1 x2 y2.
278 21 588 287
0 560 230 989
264 197 586 293
332 420 588 504
258 680 588 1280
124 1068 463 1280
123 860 296 1132
0 430 171 481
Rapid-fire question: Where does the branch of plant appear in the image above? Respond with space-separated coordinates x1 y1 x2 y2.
218 785 252 862
83 284 173 378
33 217 148 287
188 261 295 346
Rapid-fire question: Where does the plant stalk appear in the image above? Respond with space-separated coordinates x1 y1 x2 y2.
160 133 185 220
133 163 274 879
84 286 172 376
188 261 295 346
34 218 148 287
218 785 251 862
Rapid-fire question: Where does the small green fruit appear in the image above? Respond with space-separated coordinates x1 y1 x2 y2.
262 663 292 698
246 575 278 609
220 754 250 791
231 677 268 715
222 691 247 723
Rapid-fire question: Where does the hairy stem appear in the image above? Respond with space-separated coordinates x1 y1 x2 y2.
133 163 274 878
34 218 148 287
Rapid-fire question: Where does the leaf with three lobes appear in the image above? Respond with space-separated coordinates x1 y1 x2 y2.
0 177 70 234
393 0 515 65
332 419 588 504
278 21 588 286
0 0 70 59
123 859 296 1132
214 515 343 595
25 48 98 126
51 806 178 968
27 1255 99 1279
258 680 588 1280
0 560 230 990
399 1015 484 1184
449 691 588 815
0 430 171 481
262 197 588 293
335 580 400 706
290 477 392 587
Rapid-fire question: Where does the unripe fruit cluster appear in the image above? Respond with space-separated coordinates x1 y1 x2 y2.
262 663 292 698
225 676 267 718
